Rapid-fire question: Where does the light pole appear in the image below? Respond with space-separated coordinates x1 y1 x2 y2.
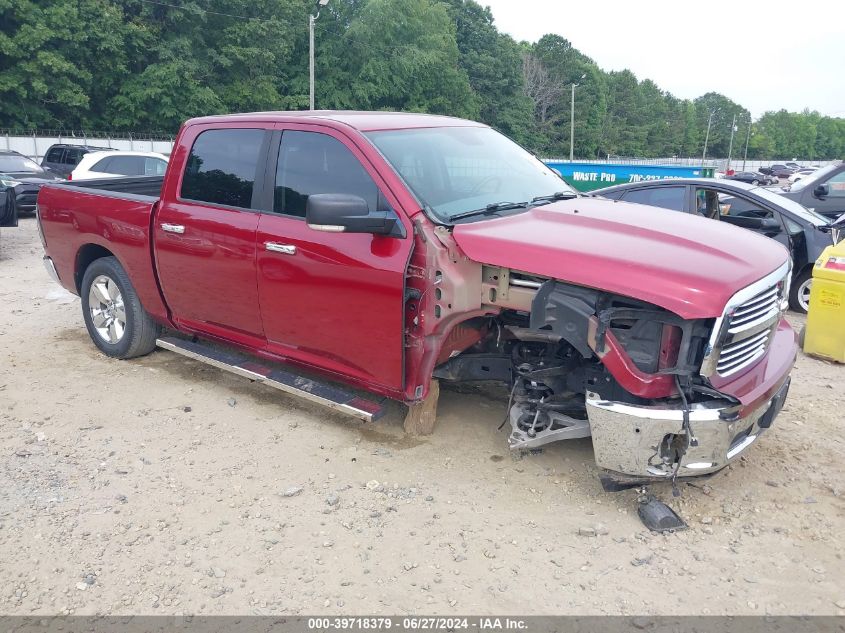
702 108 718 165
569 73 586 161
742 117 752 172
309 0 330 111
726 113 737 173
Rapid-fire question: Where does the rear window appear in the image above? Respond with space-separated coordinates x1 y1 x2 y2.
622 186 686 211
0 154 43 173
180 129 265 209
45 148 64 163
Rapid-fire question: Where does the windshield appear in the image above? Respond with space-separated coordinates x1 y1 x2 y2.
365 126 573 223
789 164 837 192
750 185 830 226
0 154 43 173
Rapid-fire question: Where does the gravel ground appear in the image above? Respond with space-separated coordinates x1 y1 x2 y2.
1 218 844 616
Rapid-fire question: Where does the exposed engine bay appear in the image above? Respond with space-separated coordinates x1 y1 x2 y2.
432 271 736 464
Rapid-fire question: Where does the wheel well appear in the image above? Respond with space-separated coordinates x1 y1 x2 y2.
75 244 114 293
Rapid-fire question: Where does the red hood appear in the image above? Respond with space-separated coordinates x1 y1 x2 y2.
452 198 789 319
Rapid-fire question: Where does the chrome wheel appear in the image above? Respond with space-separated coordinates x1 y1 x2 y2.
798 278 812 313
88 274 126 344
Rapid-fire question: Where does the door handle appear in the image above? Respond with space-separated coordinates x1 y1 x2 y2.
160 223 185 234
265 242 297 256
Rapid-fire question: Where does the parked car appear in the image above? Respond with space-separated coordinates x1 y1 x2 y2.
0 177 19 228
0 150 62 213
785 162 801 170
778 163 845 222
41 143 114 178
593 178 841 313
759 164 790 176
68 151 169 181
772 166 797 179
726 171 775 185
788 168 817 184
37 111 796 488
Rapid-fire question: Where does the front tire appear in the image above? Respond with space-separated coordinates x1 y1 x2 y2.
81 256 160 359
788 270 812 314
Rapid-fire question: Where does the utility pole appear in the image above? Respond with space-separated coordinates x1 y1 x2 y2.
726 113 737 173
569 73 586 161
309 0 330 111
702 109 717 165
742 117 752 172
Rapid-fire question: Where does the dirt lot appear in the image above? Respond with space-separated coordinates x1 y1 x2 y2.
1 218 844 617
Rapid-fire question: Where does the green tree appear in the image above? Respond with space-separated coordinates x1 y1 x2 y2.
338 0 477 117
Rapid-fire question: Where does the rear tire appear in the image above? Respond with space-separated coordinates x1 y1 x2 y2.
788 270 812 314
80 256 160 359
752 179 759 185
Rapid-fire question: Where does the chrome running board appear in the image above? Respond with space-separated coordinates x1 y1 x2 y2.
156 336 387 423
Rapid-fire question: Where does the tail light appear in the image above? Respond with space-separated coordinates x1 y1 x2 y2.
66 172 72 181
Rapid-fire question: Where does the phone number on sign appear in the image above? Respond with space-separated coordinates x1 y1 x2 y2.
307 618 473 630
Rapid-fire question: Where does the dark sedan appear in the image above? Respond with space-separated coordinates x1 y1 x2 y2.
0 150 62 213
726 171 775 185
593 178 841 313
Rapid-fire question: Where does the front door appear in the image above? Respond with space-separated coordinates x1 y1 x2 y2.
154 124 270 345
694 186 792 252
255 126 411 393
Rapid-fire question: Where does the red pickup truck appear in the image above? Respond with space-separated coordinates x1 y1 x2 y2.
37 111 797 488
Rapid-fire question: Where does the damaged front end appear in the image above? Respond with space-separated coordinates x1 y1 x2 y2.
433 261 795 486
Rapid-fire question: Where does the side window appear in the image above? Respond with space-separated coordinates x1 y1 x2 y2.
145 158 167 176
91 157 113 173
274 131 382 218
45 148 65 163
621 186 685 211
825 171 845 198
181 128 265 209
598 190 625 201
65 149 84 165
106 156 145 176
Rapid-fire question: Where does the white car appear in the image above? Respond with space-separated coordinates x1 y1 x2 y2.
787 168 817 184
68 151 169 181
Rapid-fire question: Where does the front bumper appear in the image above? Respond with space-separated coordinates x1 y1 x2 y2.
587 375 791 479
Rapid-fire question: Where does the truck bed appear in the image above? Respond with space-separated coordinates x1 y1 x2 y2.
61 175 164 200
37 176 171 324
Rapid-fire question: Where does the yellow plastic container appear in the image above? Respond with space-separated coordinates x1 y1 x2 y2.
803 241 845 363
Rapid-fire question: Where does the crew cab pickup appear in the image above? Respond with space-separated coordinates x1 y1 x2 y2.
37 111 798 487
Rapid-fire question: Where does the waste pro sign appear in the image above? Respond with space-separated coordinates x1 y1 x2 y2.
544 162 712 192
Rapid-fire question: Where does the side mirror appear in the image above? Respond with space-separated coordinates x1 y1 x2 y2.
760 217 782 232
814 183 830 199
306 193 397 236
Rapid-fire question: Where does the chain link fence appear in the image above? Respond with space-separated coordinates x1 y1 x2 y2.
1 129 176 162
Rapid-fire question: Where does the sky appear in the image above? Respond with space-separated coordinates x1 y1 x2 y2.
480 0 845 118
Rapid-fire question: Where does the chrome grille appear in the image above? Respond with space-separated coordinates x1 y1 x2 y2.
701 262 790 379
717 329 771 375
717 282 782 376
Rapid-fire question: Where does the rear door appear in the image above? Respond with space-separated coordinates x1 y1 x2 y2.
154 124 271 346
254 125 412 393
